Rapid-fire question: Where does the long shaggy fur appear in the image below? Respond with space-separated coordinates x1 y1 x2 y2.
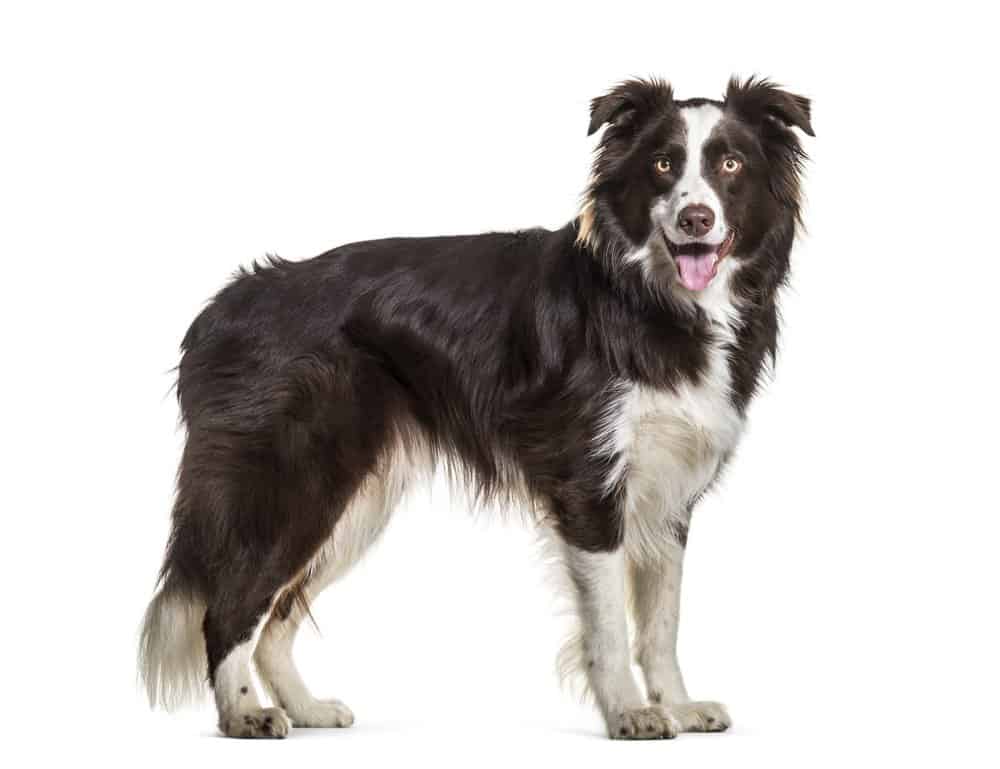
138 577 208 709
137 75 812 739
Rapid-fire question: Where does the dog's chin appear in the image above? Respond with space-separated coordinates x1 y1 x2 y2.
664 230 736 292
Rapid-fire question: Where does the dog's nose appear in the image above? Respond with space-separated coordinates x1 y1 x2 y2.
677 204 715 238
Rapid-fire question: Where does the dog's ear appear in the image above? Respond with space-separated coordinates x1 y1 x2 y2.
725 76 815 137
587 78 674 136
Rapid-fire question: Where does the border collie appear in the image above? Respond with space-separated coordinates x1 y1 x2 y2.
139 76 813 740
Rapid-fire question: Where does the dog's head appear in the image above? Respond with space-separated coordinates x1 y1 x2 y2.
578 77 813 296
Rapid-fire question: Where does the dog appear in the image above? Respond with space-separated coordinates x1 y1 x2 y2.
139 76 813 739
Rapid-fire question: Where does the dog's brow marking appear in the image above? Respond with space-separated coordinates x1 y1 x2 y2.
660 104 727 247
138 77 810 740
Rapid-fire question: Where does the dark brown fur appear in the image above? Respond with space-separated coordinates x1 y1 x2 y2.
143 76 812 695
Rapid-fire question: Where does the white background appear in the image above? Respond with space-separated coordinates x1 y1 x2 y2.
2 1 997 766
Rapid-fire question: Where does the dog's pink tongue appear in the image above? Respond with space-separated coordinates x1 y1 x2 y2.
675 252 717 291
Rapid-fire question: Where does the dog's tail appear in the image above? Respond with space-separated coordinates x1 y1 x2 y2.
137 571 208 710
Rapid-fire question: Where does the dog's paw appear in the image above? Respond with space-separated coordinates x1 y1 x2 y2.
220 707 292 739
609 706 681 740
670 701 731 733
287 698 355 728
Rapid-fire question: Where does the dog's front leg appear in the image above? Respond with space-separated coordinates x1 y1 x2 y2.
564 544 681 739
629 542 732 733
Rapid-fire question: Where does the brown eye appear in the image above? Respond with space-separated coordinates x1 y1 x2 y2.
721 157 742 174
654 158 671 174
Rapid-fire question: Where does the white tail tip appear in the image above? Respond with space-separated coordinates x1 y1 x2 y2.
137 582 209 710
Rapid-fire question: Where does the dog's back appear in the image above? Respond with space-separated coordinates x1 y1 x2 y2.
140 226 593 735
140 77 812 740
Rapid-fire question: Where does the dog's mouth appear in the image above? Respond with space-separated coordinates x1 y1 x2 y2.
666 230 736 292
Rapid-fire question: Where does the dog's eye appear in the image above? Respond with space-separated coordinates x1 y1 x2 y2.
654 158 671 174
721 157 743 174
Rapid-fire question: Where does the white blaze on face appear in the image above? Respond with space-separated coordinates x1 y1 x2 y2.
659 104 728 246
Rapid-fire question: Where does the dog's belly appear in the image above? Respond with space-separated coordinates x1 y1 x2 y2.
608 361 745 564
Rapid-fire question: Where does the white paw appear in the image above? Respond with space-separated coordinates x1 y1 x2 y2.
669 701 731 733
220 707 292 739
609 706 681 740
287 698 355 728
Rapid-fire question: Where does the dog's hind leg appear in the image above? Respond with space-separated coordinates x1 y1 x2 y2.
205 590 293 739
253 464 408 728
201 475 381 738
156 345 402 738
253 601 355 729
253 587 355 728
200 458 391 738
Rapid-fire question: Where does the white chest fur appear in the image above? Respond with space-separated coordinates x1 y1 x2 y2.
602 269 745 564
